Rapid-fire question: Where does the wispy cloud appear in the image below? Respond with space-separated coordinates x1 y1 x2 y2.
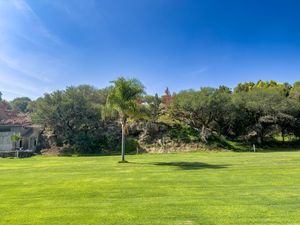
190 66 210 75
0 0 72 100
0 54 50 82
43 0 107 29
11 0 62 45
0 72 41 98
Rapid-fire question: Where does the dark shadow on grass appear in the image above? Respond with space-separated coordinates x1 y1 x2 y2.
152 162 229 170
74 151 142 157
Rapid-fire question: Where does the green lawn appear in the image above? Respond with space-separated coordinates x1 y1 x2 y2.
0 151 300 225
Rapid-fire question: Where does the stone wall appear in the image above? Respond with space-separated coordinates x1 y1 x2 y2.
0 126 41 152
0 131 14 151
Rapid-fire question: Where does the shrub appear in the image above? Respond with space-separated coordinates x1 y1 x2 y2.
169 125 199 142
117 138 139 153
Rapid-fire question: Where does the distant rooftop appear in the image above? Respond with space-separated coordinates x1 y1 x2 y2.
0 102 31 126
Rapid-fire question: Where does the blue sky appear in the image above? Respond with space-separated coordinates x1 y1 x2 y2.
1 0 300 100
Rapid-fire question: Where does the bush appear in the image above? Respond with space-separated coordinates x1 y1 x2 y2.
117 138 139 153
169 125 199 142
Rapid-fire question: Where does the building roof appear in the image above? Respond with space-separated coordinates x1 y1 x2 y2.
21 127 34 137
0 102 31 126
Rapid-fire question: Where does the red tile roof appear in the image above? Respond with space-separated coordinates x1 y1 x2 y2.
0 102 31 126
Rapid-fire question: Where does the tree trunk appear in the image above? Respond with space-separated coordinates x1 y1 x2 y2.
121 122 126 162
257 136 262 145
282 129 285 143
200 125 208 143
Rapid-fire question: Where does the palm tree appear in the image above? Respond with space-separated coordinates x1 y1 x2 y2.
11 133 22 158
102 77 145 162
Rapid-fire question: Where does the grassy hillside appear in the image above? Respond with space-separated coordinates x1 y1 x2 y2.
0 151 300 224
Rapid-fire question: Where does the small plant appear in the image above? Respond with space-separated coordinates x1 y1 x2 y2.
11 133 22 150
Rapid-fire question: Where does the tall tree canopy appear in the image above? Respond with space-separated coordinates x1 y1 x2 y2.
27 79 300 153
10 97 32 113
171 87 233 143
32 85 111 153
102 77 145 162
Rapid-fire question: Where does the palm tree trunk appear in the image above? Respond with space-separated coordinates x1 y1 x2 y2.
121 122 126 162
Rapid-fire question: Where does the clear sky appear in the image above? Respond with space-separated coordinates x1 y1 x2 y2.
1 0 300 100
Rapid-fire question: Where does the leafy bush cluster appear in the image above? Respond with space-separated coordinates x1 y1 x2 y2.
4 79 300 154
171 80 300 145
31 85 116 154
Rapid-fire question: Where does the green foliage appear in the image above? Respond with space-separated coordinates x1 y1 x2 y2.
11 133 21 142
289 81 300 100
171 86 233 142
32 85 110 153
231 86 300 143
234 82 255 92
235 80 292 96
11 133 22 150
116 138 138 153
27 79 300 151
10 97 31 112
170 80 300 145
103 77 146 161
169 125 199 142
143 94 162 122
103 77 145 121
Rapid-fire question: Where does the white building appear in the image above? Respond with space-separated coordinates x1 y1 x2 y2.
0 102 41 152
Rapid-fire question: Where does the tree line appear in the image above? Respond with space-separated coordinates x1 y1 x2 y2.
2 79 300 155
172 81 300 145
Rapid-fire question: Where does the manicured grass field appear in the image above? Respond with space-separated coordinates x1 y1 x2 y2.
0 151 300 225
